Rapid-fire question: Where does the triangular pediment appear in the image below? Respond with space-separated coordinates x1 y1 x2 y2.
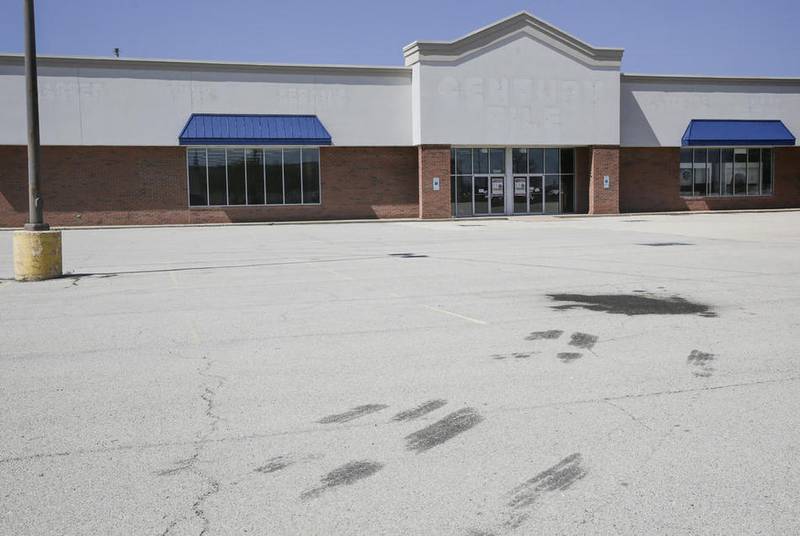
403 11 623 69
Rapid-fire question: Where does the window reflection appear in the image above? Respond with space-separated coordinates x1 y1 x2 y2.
187 147 322 206
680 147 771 198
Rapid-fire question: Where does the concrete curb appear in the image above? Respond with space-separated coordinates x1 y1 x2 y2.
1 208 799 231
551 207 800 219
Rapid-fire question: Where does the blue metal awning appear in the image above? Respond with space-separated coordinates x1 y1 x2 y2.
681 119 795 146
179 114 332 145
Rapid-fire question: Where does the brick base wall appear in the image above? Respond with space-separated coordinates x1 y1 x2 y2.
0 146 420 227
620 147 800 213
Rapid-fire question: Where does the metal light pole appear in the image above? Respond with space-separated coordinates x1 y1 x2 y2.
13 0 61 281
24 0 48 231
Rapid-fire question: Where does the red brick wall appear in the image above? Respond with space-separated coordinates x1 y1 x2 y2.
589 146 620 214
620 147 800 213
418 145 452 219
0 145 420 227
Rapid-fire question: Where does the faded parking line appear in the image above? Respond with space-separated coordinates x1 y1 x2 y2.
422 304 487 325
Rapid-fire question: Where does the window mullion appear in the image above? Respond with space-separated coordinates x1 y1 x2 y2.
281 149 286 205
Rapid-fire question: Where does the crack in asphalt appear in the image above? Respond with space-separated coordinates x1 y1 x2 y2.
159 355 227 536
4 375 799 466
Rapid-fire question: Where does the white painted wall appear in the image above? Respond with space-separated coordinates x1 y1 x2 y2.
0 61 413 146
416 33 621 146
621 78 800 147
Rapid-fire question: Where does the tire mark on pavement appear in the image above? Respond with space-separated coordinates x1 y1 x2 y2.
468 453 587 534
5 376 800 466
318 404 389 424
405 408 483 453
503 453 587 529
255 456 294 474
392 399 448 421
300 460 384 500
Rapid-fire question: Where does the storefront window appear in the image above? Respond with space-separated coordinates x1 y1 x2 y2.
680 147 773 197
187 147 322 207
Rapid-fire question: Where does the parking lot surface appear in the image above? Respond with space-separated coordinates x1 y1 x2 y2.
1 212 800 535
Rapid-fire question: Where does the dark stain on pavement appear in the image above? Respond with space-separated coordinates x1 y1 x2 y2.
557 352 582 363
156 455 197 476
389 253 429 258
318 404 388 424
504 453 587 528
492 352 537 360
548 294 716 317
525 330 564 341
405 408 483 453
300 460 384 500
687 349 716 377
255 456 294 474
392 399 448 421
569 332 598 350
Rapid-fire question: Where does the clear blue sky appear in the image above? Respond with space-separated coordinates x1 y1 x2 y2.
1 0 798 76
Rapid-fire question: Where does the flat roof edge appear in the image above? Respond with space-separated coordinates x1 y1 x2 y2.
622 72 800 84
0 53 412 77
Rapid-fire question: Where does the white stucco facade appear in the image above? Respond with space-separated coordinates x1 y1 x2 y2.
620 75 800 147
404 14 623 147
0 59 413 146
0 11 798 149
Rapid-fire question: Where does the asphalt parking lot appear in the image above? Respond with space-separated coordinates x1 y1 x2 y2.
1 212 800 535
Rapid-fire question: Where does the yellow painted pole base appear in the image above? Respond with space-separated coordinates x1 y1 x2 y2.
13 230 63 281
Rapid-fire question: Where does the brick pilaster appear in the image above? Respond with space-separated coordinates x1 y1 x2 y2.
589 145 620 215
418 145 452 219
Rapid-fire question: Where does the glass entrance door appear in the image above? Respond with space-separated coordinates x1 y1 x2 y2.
513 177 527 213
529 176 543 213
544 175 560 213
512 175 544 214
473 176 505 215
473 176 489 215
490 176 504 214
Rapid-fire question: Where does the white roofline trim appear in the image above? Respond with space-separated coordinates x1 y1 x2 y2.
403 11 623 68
0 53 412 77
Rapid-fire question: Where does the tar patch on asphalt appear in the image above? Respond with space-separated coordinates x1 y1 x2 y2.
525 330 564 341
547 293 717 317
557 352 582 363
687 349 716 377
569 332 598 350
